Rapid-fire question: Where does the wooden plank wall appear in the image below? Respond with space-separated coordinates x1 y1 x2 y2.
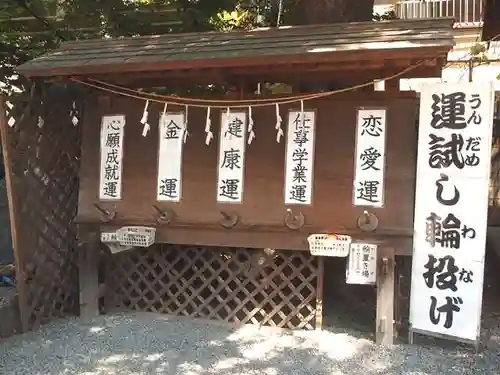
77 93 419 255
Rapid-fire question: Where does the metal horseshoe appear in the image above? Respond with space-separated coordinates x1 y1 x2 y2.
357 210 379 232
220 211 240 229
94 204 116 223
153 205 176 225
284 208 305 230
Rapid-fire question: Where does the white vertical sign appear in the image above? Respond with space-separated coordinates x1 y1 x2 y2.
157 112 184 202
353 108 387 207
284 111 316 205
346 243 377 285
410 82 495 342
99 115 125 200
217 111 246 203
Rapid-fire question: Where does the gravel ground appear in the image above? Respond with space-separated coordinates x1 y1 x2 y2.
0 288 15 309
1 312 499 375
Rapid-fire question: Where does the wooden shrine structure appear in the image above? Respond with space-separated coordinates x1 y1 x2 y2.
2 18 455 346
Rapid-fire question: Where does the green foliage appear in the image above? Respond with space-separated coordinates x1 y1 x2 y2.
0 0 405 94
0 0 252 94
0 1 56 93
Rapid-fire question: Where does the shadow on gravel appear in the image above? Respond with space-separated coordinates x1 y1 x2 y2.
0 310 499 375
2 246 500 374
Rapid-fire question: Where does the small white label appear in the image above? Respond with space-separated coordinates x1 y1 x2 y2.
346 243 377 285
308 234 351 257
99 115 125 200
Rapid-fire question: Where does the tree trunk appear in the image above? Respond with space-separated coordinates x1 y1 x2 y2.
290 0 375 25
288 0 375 92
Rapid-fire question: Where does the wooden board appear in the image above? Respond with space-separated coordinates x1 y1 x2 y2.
77 93 419 255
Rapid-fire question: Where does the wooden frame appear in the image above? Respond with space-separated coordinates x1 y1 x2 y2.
0 96 30 332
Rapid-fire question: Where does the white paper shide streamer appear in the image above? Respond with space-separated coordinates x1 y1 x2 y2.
300 100 305 124
183 105 189 143
37 116 44 129
275 103 283 143
6 101 15 128
70 101 79 126
161 103 168 123
140 100 150 137
205 106 213 145
247 106 255 145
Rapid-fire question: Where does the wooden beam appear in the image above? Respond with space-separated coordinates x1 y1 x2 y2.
78 229 100 319
315 257 325 330
75 61 441 90
385 77 400 93
0 96 30 333
376 246 396 346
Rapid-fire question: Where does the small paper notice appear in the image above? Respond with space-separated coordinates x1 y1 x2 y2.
307 234 351 257
346 243 377 285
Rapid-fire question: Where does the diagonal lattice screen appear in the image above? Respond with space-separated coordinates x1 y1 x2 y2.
106 245 320 330
3 90 81 331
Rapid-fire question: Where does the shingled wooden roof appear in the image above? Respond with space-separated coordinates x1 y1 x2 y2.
17 18 455 82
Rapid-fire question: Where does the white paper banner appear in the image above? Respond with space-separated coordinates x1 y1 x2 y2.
353 108 387 207
157 112 184 202
410 81 495 342
346 243 377 285
217 111 246 203
284 110 316 205
99 115 125 200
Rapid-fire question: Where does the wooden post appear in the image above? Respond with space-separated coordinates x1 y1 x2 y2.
393 259 402 339
315 256 325 330
385 78 400 94
468 58 474 83
78 229 100 319
0 96 30 332
376 246 395 346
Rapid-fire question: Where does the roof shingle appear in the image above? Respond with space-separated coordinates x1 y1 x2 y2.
17 18 455 78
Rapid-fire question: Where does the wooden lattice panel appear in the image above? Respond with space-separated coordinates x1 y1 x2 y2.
106 245 320 330
2 89 82 331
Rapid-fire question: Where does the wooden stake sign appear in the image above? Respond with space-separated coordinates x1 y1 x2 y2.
157 112 184 202
353 108 387 207
217 110 247 203
99 115 125 200
410 82 495 344
284 110 316 205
